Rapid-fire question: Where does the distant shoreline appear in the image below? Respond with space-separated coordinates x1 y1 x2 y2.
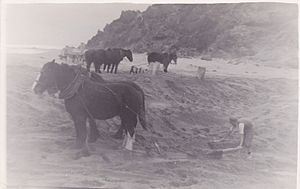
6 44 63 50
6 45 61 55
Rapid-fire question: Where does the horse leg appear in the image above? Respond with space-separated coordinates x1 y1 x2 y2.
121 114 137 151
110 64 115 73
73 116 90 156
99 64 103 73
88 118 100 143
106 64 111 73
86 61 91 72
103 63 107 72
114 63 119 74
97 65 102 73
163 62 169 73
94 62 100 73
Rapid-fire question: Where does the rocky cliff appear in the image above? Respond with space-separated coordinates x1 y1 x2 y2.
86 3 298 68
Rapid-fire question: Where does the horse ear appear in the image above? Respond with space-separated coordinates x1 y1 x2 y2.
52 59 55 63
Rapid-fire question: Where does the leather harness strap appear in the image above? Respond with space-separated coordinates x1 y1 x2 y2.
58 68 85 100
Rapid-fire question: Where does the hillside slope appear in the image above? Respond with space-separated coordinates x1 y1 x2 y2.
86 3 298 68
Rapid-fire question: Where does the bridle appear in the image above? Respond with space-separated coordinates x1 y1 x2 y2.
33 64 82 98
32 69 58 93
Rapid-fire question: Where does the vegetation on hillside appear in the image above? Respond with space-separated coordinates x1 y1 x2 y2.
86 3 298 68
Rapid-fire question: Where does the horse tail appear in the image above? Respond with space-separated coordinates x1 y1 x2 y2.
138 90 148 131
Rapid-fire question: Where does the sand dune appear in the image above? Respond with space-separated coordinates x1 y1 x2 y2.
6 50 297 189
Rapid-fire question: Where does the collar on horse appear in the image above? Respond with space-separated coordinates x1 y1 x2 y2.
59 66 86 100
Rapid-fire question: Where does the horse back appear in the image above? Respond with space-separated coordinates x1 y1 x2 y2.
148 52 162 63
105 48 124 64
93 49 106 62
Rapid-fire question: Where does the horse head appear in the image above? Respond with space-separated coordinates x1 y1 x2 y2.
32 60 78 96
32 59 60 95
123 49 133 62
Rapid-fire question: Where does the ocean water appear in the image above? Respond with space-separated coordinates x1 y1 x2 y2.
6 44 62 54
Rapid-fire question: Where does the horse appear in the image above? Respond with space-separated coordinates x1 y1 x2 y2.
32 60 147 157
147 52 177 72
103 48 133 74
85 49 106 73
69 65 146 140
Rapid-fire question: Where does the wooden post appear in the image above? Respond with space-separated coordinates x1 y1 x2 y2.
150 62 160 75
197 66 206 80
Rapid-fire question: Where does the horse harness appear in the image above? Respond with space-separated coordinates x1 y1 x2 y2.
37 65 161 154
57 67 139 120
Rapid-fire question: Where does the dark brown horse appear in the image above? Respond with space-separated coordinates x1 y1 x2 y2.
147 52 177 72
72 67 146 140
32 60 147 157
85 48 133 74
103 48 133 74
84 49 106 73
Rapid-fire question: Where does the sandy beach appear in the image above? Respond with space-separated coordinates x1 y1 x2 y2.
6 48 298 189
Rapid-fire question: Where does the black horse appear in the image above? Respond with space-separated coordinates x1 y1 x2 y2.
85 48 133 74
147 52 177 72
74 67 146 140
103 48 133 74
85 49 106 73
32 60 147 157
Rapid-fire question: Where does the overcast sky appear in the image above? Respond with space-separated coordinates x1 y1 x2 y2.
6 3 149 48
